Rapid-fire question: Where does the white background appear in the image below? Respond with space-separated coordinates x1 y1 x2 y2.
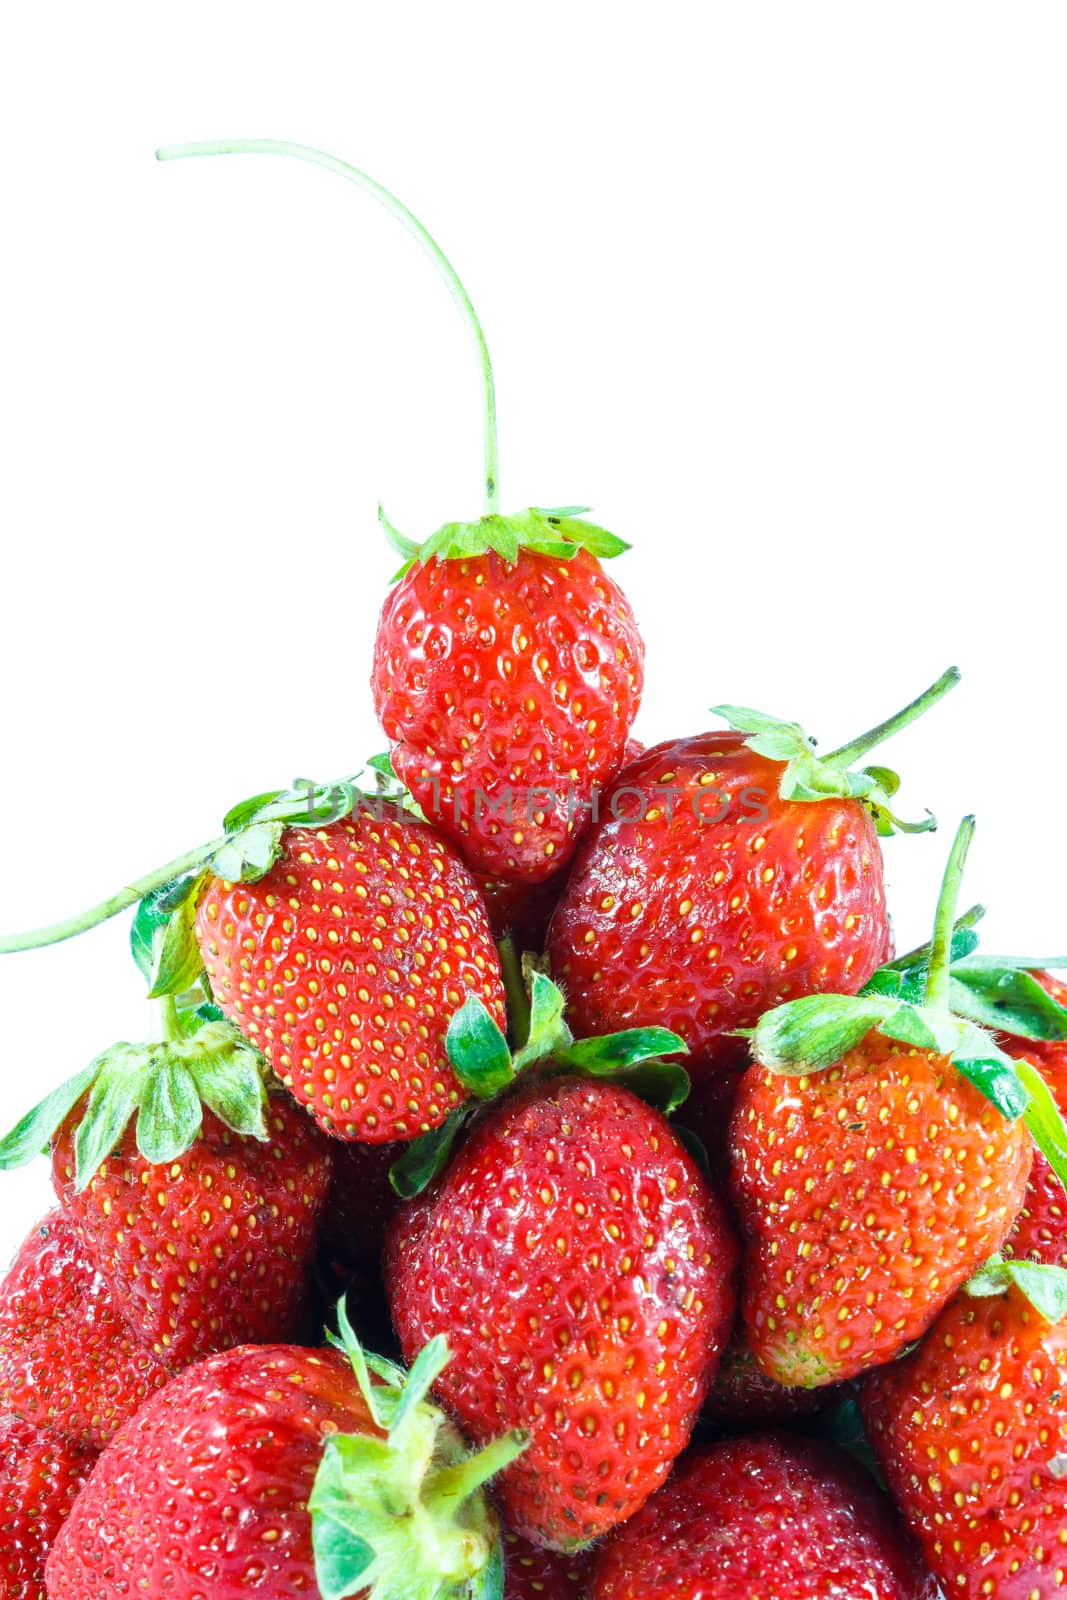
1 4 1065 1266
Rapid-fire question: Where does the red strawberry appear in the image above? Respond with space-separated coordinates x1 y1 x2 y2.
197 806 508 1142
999 970 1067 1268
863 1260 1067 1599
47 1317 526 1600
51 1097 331 1370
1 1412 95 1600
474 869 565 955
703 1327 837 1428
731 819 1039 1387
386 1075 739 1551
589 1433 938 1599
373 543 644 886
547 673 956 1073
503 1531 591 1600
318 1138 400 1286
0 1209 169 1450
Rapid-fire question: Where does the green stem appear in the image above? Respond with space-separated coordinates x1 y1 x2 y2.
151 994 184 1044
0 838 223 955
925 816 977 1011
824 667 960 769
425 1430 529 1508
497 936 531 1051
156 139 501 515
878 903 986 975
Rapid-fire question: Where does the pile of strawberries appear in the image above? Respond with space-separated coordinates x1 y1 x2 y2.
2 143 1066 1600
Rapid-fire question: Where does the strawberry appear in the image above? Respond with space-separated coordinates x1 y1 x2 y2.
0 1209 169 1450
0 1412 95 1600
998 970 1067 1267
703 1327 838 1428
47 1308 526 1600
474 870 565 956
386 1074 739 1551
588 1432 938 1600
197 806 508 1142
547 670 958 1073
318 1138 400 1286
731 819 1052 1387
502 1532 591 1600
863 1257 1067 1599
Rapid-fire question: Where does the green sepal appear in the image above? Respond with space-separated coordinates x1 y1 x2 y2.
383 504 630 579
559 1028 690 1112
511 969 572 1072
861 907 985 1003
966 1253 1067 1325
209 820 287 883
950 1050 1030 1120
211 778 363 885
753 995 891 1075
130 874 201 982
0 1015 270 1191
950 958 1067 1042
1017 1058 1067 1197
712 668 959 836
147 872 209 999
446 1000 515 1099
310 1300 526 1600
390 1108 473 1200
0 1063 100 1171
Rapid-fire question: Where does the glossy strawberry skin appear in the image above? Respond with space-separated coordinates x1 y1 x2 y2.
197 807 507 1142
46 1343 375 1598
52 1101 332 1370
589 1433 938 1600
863 1285 1067 1599
547 734 891 1074
1000 971 1067 1268
730 1033 1033 1386
0 1210 169 1450
372 549 644 884
1 1412 95 1600
386 1076 739 1551
503 1530 591 1600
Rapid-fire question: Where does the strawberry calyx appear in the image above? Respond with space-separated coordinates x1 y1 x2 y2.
0 997 270 1190
750 816 1067 1198
966 1254 1067 1325
390 962 688 1198
380 503 630 583
311 1299 527 1600
713 666 960 836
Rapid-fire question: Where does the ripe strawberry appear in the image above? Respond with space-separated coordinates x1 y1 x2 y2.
51 1096 331 1370
474 869 565 955
732 819 1042 1387
197 806 508 1142
999 970 1067 1268
503 1531 591 1600
589 1433 938 1600
0 1209 169 1450
373 542 644 885
703 1328 837 1428
547 671 957 1073
47 1315 526 1600
863 1259 1067 1599
1 1412 95 1600
386 1075 739 1551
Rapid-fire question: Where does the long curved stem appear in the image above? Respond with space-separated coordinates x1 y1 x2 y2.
824 666 960 768
926 816 977 1011
0 838 223 955
155 139 501 514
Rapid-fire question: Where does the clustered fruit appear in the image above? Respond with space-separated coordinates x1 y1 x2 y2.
1 142 1065 1600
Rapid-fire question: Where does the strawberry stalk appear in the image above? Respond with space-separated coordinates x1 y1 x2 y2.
923 813 975 1011
312 1300 527 1600
714 665 960 835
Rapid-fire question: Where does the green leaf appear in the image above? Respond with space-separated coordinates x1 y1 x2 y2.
188 1043 269 1140
209 820 286 883
74 1049 152 1188
951 1046 1029 1121
390 1108 471 1199
511 971 572 1072
310 1438 379 1600
0 1063 100 1170
147 874 208 999
1018 1058 1067 1197
388 1335 450 1441
753 994 889 1075
561 1027 686 1072
330 1296 386 1429
446 998 514 1098
379 501 422 561
951 961 1067 1042
135 1058 203 1165
222 789 286 835
966 1253 1067 1324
